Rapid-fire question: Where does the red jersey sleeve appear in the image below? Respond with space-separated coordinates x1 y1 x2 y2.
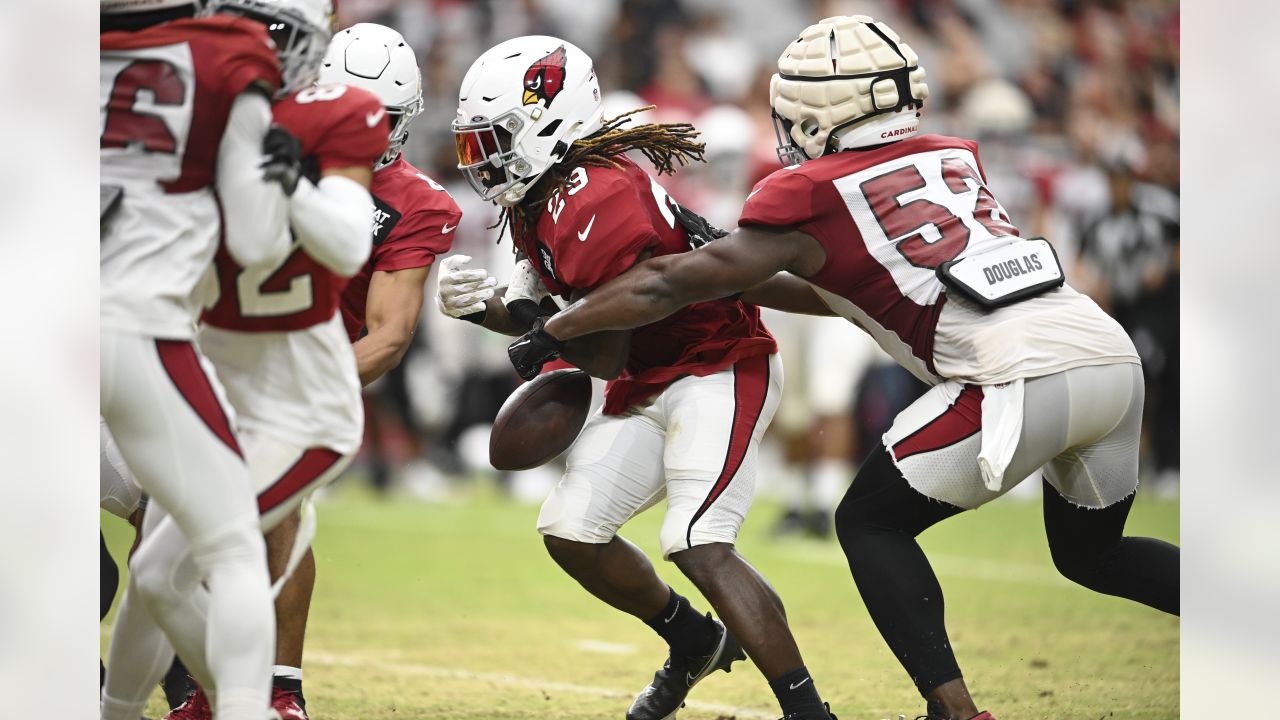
208 16 281 102
272 85 389 172
538 168 661 291
373 202 461 272
738 168 816 228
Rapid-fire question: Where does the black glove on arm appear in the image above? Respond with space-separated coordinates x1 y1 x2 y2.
508 316 567 381
260 124 303 196
671 201 729 249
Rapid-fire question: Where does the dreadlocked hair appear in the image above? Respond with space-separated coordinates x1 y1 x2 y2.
494 107 708 244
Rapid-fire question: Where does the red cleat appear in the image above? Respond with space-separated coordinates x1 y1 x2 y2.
270 686 309 720
162 686 211 720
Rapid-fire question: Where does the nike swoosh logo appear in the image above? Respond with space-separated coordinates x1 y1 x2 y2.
441 222 456 234
510 339 531 350
366 108 387 128
577 215 596 242
663 600 680 624
789 677 811 690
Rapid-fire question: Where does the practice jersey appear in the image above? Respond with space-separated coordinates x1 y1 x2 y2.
101 16 279 339
203 83 388 333
514 155 776 414
739 134 1138 386
340 156 462 341
199 83 387 454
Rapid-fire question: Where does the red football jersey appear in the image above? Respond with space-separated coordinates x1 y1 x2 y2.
100 16 280 194
739 134 1021 381
340 157 462 341
514 155 775 414
203 84 389 333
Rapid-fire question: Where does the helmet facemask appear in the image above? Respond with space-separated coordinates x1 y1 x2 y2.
207 0 333 98
379 96 423 169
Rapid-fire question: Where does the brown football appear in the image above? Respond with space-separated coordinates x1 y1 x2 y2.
489 368 592 471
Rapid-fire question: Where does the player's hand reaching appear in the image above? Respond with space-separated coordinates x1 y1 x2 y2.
508 317 566 380
436 254 498 324
260 124 304 196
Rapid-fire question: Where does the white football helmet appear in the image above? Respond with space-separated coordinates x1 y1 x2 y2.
318 23 423 170
453 36 604 207
771 15 928 165
203 0 334 97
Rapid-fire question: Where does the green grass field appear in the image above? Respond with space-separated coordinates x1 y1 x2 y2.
102 483 1178 720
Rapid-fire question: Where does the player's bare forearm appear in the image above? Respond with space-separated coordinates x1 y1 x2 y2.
544 226 818 341
562 329 631 380
356 266 428 385
740 273 836 316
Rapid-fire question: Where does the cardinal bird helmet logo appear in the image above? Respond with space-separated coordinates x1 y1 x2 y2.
523 46 568 107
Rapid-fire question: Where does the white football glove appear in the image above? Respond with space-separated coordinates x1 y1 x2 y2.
436 254 497 320
504 258 549 307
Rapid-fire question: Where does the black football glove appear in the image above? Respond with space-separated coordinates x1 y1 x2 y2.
671 201 729 249
260 124 303 196
508 317 567 381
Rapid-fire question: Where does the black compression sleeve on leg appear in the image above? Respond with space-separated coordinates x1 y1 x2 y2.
101 532 118 621
834 445 967 695
1043 482 1180 615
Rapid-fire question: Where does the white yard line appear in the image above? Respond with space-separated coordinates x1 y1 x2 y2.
308 651 780 719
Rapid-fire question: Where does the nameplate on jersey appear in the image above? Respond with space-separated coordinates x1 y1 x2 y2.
936 237 1064 310
370 194 402 246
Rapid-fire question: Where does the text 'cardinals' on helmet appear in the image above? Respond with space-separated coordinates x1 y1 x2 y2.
453 36 603 207
319 23 423 169
770 15 928 165
203 0 334 97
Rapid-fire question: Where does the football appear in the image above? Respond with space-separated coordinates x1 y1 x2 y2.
489 368 592 471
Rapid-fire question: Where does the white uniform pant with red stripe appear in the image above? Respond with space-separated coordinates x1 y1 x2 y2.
884 361 1144 510
538 353 782 559
99 329 273 720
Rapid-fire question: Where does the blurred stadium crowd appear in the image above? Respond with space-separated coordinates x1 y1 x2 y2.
335 0 1180 527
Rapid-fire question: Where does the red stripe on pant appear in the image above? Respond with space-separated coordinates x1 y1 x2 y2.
258 447 343 515
891 385 982 461
155 339 242 456
685 353 772 548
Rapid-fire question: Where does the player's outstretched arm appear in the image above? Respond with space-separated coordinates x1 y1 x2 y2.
543 225 825 341
356 266 429 386
739 272 836 316
216 90 291 268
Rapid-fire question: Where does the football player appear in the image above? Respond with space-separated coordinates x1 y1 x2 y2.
200 22 462 720
100 0 292 717
159 8 389 720
508 16 1181 720
440 36 835 720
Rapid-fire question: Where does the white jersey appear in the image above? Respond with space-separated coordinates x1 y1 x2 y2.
199 313 363 454
740 134 1139 386
100 16 281 339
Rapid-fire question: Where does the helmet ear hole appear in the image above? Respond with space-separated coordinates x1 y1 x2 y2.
537 119 563 138
800 117 821 137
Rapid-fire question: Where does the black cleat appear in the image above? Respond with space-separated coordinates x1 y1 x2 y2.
626 615 746 720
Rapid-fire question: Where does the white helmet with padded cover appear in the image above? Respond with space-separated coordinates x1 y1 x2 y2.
319 23 424 169
203 0 334 97
771 15 928 165
453 35 604 207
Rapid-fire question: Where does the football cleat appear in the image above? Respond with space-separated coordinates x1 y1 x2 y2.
162 687 210 720
270 686 309 720
911 710 996 720
626 615 746 720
